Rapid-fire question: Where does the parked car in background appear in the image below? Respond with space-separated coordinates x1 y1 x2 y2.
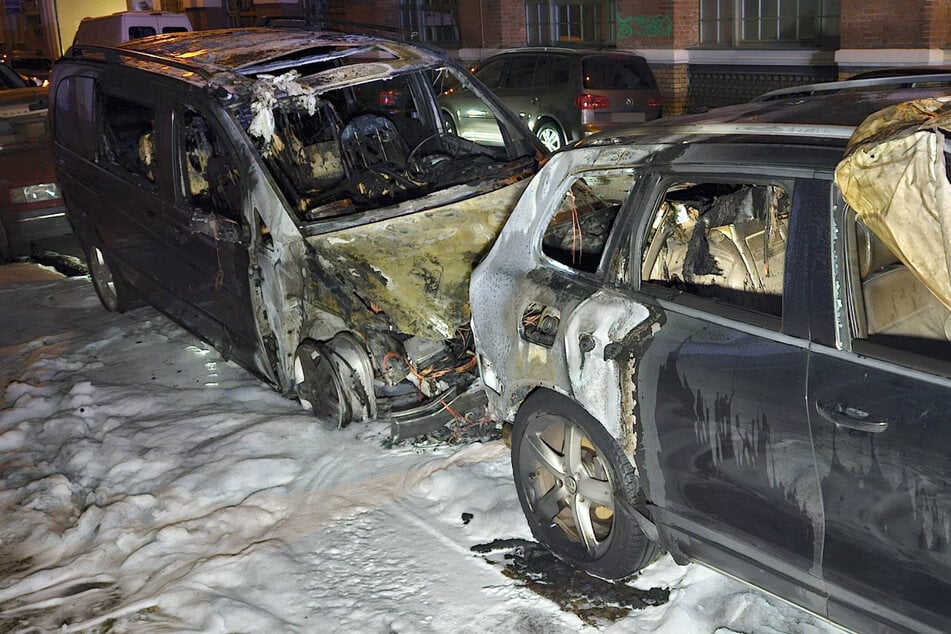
470 81 951 634
72 10 192 47
51 28 544 438
0 84 68 260
1 51 53 86
440 48 662 152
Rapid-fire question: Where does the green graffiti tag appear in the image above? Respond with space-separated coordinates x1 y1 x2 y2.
617 13 673 39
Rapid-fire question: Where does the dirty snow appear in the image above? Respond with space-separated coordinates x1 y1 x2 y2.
0 265 845 633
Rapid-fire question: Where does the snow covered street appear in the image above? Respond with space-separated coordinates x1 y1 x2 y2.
0 265 845 633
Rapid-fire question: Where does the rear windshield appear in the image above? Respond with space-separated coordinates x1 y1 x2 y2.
12 58 51 72
582 56 656 90
128 26 157 39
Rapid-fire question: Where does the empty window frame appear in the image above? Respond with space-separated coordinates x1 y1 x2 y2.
641 181 790 317
541 170 632 273
99 93 157 188
699 0 840 46
179 106 241 219
526 0 616 47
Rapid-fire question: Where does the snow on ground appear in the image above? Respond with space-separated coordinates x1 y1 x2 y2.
0 265 846 633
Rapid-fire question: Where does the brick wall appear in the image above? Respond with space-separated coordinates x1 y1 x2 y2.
840 0 931 48
688 66 838 110
652 64 689 116
326 0 400 33
615 0 698 49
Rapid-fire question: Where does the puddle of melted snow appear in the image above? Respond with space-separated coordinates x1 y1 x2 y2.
472 538 669 626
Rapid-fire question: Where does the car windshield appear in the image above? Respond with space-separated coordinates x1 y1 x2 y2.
0 107 49 154
251 64 537 221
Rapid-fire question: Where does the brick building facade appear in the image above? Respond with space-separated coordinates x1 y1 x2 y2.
6 1 950 114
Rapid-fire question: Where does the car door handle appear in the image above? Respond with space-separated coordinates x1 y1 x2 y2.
815 400 889 434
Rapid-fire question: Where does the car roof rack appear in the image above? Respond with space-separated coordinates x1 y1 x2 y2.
592 122 857 143
754 73 951 101
69 43 215 81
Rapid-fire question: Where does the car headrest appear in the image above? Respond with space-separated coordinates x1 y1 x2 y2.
856 220 900 278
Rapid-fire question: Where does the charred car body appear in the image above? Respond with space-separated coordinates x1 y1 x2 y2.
50 29 544 435
471 85 951 633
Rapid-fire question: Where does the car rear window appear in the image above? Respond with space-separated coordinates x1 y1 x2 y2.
582 56 656 90
128 26 157 39
0 64 27 89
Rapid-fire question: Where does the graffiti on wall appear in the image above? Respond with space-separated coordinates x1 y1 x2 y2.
617 13 673 39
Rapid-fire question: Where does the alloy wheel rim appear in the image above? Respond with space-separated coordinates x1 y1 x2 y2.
537 127 562 152
519 413 616 558
90 246 118 311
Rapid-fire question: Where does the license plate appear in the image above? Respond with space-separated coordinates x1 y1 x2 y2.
612 112 646 123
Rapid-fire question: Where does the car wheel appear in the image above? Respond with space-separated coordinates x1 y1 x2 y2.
511 391 660 580
535 121 565 152
294 340 352 431
87 244 137 312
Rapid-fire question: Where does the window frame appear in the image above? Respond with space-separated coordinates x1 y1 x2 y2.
834 201 951 377
96 88 160 193
525 0 617 47
399 0 460 46
537 167 638 279
699 0 840 48
634 171 796 331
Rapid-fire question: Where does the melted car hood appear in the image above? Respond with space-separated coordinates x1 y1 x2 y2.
305 179 530 340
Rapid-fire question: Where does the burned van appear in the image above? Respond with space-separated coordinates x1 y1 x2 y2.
50 29 545 436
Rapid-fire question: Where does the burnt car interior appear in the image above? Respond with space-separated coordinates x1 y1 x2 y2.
642 181 789 317
100 93 157 189
542 173 630 273
251 62 518 221
848 215 951 357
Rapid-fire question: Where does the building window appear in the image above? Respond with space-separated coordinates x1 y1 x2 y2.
700 0 840 47
226 0 257 28
399 1 459 45
526 0 616 47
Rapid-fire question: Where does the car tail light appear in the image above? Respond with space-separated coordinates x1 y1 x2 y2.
378 90 398 107
648 96 662 108
575 94 610 110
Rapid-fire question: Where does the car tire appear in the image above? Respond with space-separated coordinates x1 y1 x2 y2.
0 221 11 263
87 243 138 312
511 390 661 580
535 120 565 152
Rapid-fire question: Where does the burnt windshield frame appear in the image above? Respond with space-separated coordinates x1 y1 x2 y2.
254 63 540 224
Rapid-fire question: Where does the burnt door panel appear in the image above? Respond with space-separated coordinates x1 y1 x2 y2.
163 105 258 364
809 352 951 633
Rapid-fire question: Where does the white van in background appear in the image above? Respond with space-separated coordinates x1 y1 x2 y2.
73 11 192 47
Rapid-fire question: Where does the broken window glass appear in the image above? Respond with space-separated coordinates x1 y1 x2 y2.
542 172 632 273
641 181 790 317
100 94 156 188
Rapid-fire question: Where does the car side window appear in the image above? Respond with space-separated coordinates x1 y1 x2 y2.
54 76 95 155
641 180 790 317
505 56 536 89
179 106 241 221
541 171 631 273
475 59 506 90
546 56 570 87
99 93 156 189
128 26 157 39
845 213 951 360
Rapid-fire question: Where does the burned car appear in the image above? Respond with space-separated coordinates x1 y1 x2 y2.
470 86 951 633
50 29 544 435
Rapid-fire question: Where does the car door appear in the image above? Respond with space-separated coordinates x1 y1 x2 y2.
807 200 951 634
631 165 825 615
161 101 259 366
92 83 167 289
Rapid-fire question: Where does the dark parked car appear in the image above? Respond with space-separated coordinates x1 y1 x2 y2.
1 51 53 86
51 28 544 437
440 48 661 152
0 84 68 260
470 83 951 633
